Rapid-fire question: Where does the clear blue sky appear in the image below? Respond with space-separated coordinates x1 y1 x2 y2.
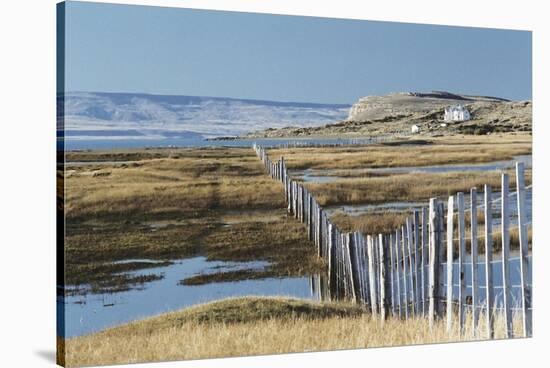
63 1 532 104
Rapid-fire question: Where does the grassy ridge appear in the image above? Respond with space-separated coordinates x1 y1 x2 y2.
62 297 526 367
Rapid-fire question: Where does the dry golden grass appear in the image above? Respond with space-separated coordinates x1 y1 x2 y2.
63 297 527 367
306 169 531 206
64 148 323 291
331 211 409 235
269 134 531 170
65 154 284 219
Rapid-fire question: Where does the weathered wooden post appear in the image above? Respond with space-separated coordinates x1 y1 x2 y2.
345 233 357 302
501 173 513 338
413 211 421 314
406 217 416 316
446 195 455 333
379 233 387 321
429 198 442 328
316 205 323 257
484 184 494 339
328 222 336 296
359 233 370 306
470 187 479 336
395 228 402 318
309 194 314 242
349 232 362 303
287 178 293 214
367 235 378 315
457 192 466 334
401 225 409 319
301 186 307 224
389 232 396 317
516 162 532 337
421 207 428 315
298 185 303 222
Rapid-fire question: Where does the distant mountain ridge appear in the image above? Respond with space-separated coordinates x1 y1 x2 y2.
61 91 351 139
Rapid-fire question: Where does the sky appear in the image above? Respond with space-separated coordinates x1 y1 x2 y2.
62 1 532 104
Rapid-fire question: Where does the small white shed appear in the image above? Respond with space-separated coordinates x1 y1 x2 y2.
411 124 420 134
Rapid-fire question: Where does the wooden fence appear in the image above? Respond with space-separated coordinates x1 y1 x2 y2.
253 143 532 338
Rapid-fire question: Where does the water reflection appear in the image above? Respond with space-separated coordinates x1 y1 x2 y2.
60 256 318 338
295 155 532 184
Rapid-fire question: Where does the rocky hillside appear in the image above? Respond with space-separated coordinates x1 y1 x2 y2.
245 91 531 138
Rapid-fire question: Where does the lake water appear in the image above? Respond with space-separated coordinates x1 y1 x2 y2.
59 257 319 338
442 255 532 309
301 155 532 227
295 155 532 184
393 256 532 311
62 136 375 151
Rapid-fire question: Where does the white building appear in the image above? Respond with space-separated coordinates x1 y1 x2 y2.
411 124 420 134
444 105 470 122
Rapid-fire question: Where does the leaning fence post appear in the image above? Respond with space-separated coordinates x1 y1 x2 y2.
378 234 386 321
367 235 378 316
344 233 356 302
516 162 532 337
457 192 466 334
401 225 409 319
446 195 455 333
328 222 336 295
421 207 428 315
406 217 416 316
501 173 513 338
437 202 445 317
389 232 396 317
484 184 494 339
394 228 402 318
470 187 479 336
413 211 421 314
429 198 441 328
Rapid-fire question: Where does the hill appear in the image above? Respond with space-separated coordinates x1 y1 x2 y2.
61 92 350 139
244 91 531 138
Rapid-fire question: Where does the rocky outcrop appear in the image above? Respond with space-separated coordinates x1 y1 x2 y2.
347 91 510 122
246 91 531 138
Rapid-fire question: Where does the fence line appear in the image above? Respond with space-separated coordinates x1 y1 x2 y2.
252 143 532 338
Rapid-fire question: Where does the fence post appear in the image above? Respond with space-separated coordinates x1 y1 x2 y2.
309 195 315 242
360 233 370 306
292 182 298 219
457 192 466 335
501 173 513 338
317 205 323 257
402 225 409 319
516 162 532 337
438 202 446 317
446 195 455 333
429 198 441 328
378 233 386 321
367 235 378 316
328 222 336 296
413 211 421 314
344 233 356 302
484 184 494 339
406 217 416 316
389 232 396 317
470 187 479 336
421 207 428 315
395 228 402 318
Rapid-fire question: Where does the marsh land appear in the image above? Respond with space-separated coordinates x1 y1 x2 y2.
61 132 532 366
